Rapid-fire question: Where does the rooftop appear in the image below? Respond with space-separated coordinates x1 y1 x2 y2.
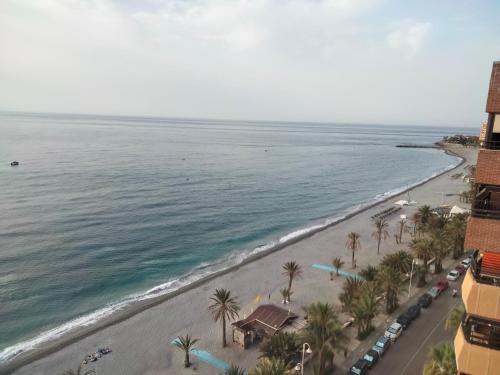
232 304 297 336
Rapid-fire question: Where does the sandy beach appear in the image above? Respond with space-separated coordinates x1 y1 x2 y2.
1 144 477 375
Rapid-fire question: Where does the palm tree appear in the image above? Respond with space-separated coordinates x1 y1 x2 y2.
260 331 299 364
422 342 456 375
250 358 289 375
411 238 434 287
358 265 378 281
445 303 465 331
282 261 302 302
174 334 199 368
332 257 344 278
60 365 95 375
302 302 346 375
430 212 449 232
397 218 407 243
376 266 401 314
381 250 413 275
208 288 240 347
372 218 389 255
431 230 450 274
225 364 247 375
345 232 361 268
351 283 379 339
446 213 467 259
338 276 365 313
413 205 432 236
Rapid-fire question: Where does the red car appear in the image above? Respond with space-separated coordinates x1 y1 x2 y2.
454 264 466 275
435 279 449 292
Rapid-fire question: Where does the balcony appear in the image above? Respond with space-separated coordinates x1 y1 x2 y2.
462 314 500 350
461 252 500 320
472 185 500 219
455 322 500 375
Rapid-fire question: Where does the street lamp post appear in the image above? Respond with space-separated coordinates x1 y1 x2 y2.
294 342 312 375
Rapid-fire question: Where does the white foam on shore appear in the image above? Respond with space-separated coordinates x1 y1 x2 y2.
0 155 463 363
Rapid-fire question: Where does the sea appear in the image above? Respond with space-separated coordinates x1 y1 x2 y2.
0 112 473 361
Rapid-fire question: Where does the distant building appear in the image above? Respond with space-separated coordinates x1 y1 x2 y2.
478 121 487 144
454 61 500 375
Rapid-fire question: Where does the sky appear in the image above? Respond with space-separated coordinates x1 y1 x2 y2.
1 0 499 127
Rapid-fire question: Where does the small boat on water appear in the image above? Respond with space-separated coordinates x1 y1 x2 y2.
10 161 19 166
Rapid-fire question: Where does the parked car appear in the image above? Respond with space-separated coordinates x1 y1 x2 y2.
396 313 412 329
348 359 370 375
455 264 466 275
461 257 472 269
446 270 461 281
427 286 441 299
362 349 380 368
372 336 391 356
384 321 403 341
406 304 421 320
436 279 449 292
417 293 433 308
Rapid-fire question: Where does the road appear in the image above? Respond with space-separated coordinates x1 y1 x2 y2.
343 278 462 375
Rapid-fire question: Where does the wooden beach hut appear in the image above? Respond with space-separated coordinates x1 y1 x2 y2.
231 304 297 349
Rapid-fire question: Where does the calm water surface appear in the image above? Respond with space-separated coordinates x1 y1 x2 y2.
0 113 469 360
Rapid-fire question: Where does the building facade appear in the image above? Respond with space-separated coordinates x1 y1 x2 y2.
454 62 500 375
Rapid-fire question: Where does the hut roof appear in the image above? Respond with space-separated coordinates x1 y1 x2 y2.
232 304 297 335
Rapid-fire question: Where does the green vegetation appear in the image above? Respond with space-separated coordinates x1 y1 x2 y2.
345 232 361 268
301 302 346 375
351 283 379 339
381 250 412 275
249 358 289 375
445 303 465 331
208 288 240 348
442 134 479 147
372 217 389 255
376 266 402 314
422 342 457 375
225 364 247 375
260 332 299 365
174 334 199 368
282 261 303 302
331 257 344 278
358 265 378 281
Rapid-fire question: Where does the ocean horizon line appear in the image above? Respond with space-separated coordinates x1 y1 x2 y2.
0 110 478 130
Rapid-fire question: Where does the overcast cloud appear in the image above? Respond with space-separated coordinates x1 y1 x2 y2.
1 0 499 127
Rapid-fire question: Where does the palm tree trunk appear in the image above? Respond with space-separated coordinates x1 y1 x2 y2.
222 315 226 347
318 348 325 375
288 276 293 301
184 351 190 367
377 236 381 254
352 249 355 268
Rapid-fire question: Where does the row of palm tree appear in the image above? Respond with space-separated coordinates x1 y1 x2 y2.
410 208 468 287
337 248 417 340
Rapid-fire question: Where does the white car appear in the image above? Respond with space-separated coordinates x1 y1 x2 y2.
446 270 460 281
384 322 403 342
461 257 472 269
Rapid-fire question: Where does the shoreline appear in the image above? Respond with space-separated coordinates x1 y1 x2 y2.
0 144 466 375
